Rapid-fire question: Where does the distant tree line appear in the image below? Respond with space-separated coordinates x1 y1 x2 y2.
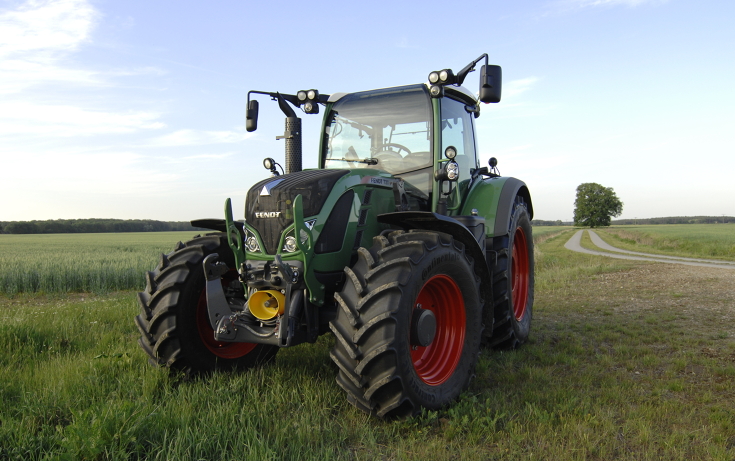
611 216 733 225
531 220 571 226
0 219 203 234
531 216 734 227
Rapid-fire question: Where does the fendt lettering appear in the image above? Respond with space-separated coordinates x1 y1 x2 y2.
135 54 535 419
255 211 281 218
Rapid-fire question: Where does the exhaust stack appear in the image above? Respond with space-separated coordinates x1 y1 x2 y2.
283 117 302 174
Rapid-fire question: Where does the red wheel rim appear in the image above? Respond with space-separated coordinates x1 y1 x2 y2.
195 273 256 359
511 226 530 322
410 274 466 386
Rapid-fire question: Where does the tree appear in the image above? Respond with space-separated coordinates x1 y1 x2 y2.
573 183 623 227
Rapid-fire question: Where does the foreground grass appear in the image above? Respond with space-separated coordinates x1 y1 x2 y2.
1 231 734 459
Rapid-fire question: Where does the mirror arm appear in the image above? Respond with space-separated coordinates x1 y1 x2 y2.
456 53 488 86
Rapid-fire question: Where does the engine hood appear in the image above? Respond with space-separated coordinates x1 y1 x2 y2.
245 169 350 254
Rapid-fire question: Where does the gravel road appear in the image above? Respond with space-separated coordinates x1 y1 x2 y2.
564 229 735 270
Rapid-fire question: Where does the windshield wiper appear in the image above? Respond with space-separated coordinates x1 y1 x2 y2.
330 158 378 165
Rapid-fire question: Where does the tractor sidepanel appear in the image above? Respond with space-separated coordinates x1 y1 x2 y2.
460 177 533 238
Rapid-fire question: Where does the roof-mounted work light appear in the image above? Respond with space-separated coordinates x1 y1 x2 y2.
297 89 320 114
428 69 457 98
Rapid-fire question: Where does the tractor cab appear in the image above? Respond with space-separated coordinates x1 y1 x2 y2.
320 84 481 214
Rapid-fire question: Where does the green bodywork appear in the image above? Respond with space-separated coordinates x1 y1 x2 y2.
226 169 398 306
224 83 529 307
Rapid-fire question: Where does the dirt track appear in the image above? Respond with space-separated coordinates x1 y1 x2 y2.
563 229 735 337
564 229 735 270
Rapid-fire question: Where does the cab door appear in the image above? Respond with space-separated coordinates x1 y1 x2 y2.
440 95 478 213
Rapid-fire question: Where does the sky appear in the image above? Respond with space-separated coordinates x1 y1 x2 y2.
1 0 733 222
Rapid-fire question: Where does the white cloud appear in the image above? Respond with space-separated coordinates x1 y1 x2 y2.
0 1 170 139
0 0 99 92
503 77 539 100
395 37 419 49
145 129 252 147
0 150 179 195
182 153 235 160
554 0 669 8
0 101 164 136
475 77 546 120
0 0 96 55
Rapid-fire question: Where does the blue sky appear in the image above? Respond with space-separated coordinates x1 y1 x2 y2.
1 0 733 222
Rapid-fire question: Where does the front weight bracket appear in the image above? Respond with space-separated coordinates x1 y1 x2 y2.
203 253 235 331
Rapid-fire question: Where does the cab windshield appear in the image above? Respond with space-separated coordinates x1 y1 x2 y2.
322 85 433 179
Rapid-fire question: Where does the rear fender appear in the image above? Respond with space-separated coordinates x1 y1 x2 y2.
492 178 533 237
460 177 533 237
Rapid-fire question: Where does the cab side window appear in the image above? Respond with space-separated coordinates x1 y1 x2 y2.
440 97 478 176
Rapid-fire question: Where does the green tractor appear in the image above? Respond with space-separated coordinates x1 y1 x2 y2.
135 54 534 419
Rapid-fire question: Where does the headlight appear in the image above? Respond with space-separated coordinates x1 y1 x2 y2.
444 146 457 159
307 90 317 100
283 235 298 253
245 231 260 252
428 72 439 84
297 91 307 101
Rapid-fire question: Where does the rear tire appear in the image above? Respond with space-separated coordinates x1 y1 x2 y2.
489 196 534 349
134 233 278 376
330 230 482 418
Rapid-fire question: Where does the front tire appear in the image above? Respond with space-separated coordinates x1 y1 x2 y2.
330 231 482 418
134 233 278 375
488 196 534 349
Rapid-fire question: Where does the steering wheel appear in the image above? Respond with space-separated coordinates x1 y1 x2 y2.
373 142 412 158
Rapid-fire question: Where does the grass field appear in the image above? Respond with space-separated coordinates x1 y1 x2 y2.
0 232 194 294
531 225 574 237
1 227 734 459
0 228 572 296
594 224 735 261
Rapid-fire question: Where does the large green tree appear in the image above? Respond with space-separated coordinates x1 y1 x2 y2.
573 183 623 227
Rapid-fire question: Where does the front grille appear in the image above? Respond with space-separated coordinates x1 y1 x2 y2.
245 169 349 254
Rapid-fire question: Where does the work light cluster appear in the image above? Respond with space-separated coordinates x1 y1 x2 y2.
428 68 457 98
296 89 320 114
434 146 460 182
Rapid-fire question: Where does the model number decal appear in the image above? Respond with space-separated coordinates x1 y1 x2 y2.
361 176 397 187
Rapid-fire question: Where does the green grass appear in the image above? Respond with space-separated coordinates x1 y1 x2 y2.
531 225 574 238
1 229 734 459
592 224 735 261
0 232 197 294
0 228 566 295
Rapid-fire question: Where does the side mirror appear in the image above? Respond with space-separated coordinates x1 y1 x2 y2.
246 100 259 132
479 65 502 103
